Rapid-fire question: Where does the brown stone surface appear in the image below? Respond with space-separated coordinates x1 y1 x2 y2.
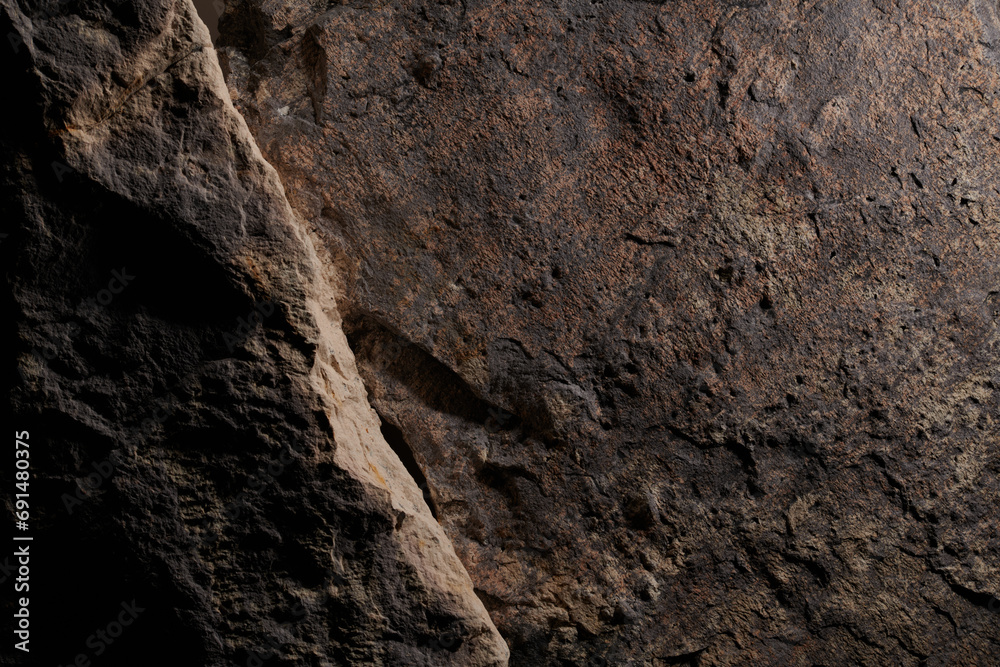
3 0 506 664
217 0 1000 664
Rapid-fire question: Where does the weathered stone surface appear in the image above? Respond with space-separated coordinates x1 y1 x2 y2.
3 0 506 664
217 0 1000 664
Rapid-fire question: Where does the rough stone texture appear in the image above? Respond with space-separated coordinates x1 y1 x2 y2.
217 0 1000 664
2 0 506 664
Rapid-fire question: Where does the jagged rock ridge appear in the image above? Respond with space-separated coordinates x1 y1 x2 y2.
3 0 506 664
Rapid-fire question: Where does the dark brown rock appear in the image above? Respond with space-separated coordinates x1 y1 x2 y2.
217 0 1000 664
3 0 505 664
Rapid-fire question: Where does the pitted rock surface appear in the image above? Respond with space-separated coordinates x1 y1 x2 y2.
217 0 1000 664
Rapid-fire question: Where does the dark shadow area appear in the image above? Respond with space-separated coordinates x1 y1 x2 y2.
377 412 439 520
193 0 224 41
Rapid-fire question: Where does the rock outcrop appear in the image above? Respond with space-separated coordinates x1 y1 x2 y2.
5 0 1000 665
3 0 506 664
216 0 1000 664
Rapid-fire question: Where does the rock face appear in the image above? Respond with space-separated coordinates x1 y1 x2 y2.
3 0 506 664
214 0 1000 664
5 0 1000 664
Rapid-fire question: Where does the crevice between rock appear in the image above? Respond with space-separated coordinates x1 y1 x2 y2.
376 409 440 520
